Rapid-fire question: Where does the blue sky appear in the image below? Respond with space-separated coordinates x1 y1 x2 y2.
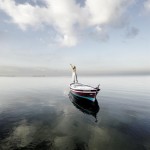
0 0 150 75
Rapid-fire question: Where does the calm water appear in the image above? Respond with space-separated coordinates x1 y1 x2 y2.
0 76 150 150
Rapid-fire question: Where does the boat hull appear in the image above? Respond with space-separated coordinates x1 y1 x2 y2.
70 90 97 101
70 83 100 102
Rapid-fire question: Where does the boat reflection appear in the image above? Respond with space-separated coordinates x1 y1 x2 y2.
69 92 100 122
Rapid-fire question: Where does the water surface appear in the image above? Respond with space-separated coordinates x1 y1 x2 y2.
0 76 150 150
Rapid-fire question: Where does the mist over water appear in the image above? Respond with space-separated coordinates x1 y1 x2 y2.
0 76 150 150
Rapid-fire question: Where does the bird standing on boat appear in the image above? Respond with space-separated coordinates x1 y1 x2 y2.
70 64 78 83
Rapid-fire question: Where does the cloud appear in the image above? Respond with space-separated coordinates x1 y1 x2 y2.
89 26 109 42
0 0 48 29
0 0 134 46
126 26 139 38
144 0 150 11
85 0 132 25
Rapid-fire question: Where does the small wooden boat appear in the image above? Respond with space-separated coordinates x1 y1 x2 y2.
70 83 100 102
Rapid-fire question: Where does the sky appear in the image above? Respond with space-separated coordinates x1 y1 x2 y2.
0 0 150 76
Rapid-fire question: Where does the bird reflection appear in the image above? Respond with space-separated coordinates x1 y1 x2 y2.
69 92 100 122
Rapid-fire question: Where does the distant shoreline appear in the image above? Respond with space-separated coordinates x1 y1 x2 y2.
0 74 150 77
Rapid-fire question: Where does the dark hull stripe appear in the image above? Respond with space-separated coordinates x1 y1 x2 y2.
71 91 96 101
71 89 96 94
70 88 98 92
71 90 97 98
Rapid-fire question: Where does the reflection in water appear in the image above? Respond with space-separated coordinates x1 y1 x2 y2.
0 77 150 150
69 92 100 122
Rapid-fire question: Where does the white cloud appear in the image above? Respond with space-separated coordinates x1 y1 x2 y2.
0 0 43 29
61 34 78 47
85 0 130 25
0 0 134 46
